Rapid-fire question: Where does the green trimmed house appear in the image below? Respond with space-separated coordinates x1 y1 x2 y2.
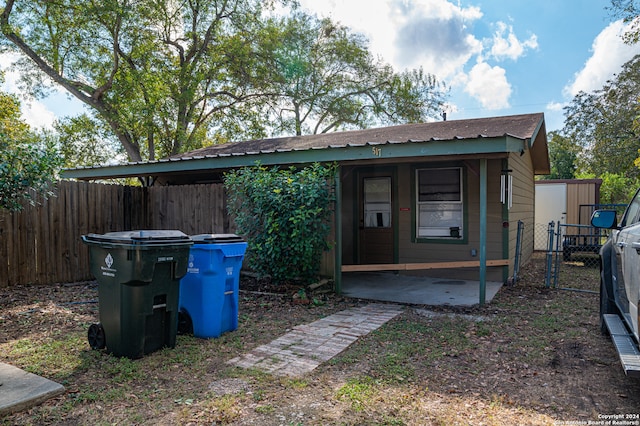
63 113 550 300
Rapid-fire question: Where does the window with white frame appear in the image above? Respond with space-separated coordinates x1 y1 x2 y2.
416 167 463 238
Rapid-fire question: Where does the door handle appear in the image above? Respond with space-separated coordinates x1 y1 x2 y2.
617 242 628 248
631 242 640 253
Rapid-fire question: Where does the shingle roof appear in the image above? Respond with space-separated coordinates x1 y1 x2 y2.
62 113 548 180
171 113 545 160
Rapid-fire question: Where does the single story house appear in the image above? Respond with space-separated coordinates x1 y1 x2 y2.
63 113 550 304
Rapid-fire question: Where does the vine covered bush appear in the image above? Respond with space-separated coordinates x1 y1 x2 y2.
224 162 337 284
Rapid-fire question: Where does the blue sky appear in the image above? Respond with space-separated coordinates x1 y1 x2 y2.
298 0 640 131
3 0 640 132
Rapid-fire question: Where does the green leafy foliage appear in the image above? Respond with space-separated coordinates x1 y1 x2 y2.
0 0 276 162
1 2 446 166
224 163 337 284
259 11 447 136
54 114 124 168
540 131 579 180
563 54 640 179
0 81 61 211
575 171 640 205
608 0 640 44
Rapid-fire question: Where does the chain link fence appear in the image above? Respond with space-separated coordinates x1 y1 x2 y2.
533 204 626 292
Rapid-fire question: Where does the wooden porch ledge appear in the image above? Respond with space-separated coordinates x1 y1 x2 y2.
341 259 510 272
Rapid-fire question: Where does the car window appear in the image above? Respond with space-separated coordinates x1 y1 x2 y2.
621 189 640 227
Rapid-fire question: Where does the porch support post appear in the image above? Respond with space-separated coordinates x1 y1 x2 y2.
479 158 487 306
334 165 343 294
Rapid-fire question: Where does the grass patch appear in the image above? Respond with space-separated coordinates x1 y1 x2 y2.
0 332 87 380
336 376 378 412
102 356 144 383
2 259 637 425
281 377 309 389
195 394 244 424
255 404 275 414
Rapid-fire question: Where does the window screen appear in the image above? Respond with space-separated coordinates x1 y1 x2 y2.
417 168 463 238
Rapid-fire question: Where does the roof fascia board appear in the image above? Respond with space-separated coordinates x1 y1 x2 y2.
529 115 545 149
62 135 526 180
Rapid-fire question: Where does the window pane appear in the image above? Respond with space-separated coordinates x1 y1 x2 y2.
622 192 640 226
364 178 390 203
364 177 391 228
418 169 460 201
416 167 463 238
418 203 463 237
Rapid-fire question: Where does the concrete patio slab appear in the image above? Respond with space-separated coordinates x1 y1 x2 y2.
341 272 503 306
0 362 65 416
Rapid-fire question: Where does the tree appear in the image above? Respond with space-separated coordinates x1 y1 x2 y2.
0 74 60 211
599 172 640 204
0 0 279 163
54 114 124 168
562 54 640 178
541 131 579 180
259 12 447 135
609 0 640 43
1 1 447 169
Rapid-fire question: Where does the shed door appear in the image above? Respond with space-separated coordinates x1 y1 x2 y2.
359 176 394 264
534 183 567 250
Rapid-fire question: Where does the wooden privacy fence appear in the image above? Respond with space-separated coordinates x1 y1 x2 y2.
0 180 228 287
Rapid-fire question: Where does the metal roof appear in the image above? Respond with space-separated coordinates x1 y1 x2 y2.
62 113 549 181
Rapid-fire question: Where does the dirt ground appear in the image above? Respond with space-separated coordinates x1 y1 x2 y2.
1 254 640 425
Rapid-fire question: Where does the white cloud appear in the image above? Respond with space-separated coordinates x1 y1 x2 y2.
298 0 396 67
19 100 57 129
1 52 57 129
489 21 538 61
463 61 511 109
389 0 483 77
299 0 484 79
546 101 565 112
566 19 640 97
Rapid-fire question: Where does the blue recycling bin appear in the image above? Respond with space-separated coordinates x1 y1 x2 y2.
178 234 247 339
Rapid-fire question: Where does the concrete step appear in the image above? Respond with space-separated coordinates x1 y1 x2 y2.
603 314 640 378
0 362 65 415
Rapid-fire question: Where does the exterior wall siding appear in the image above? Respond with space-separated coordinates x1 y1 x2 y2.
397 160 506 281
340 159 512 282
507 150 536 276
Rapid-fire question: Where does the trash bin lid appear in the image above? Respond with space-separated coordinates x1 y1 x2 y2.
191 234 244 244
83 230 191 245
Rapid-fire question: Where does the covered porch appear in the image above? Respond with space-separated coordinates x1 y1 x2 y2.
341 272 503 306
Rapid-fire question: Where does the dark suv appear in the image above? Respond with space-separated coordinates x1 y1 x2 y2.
591 190 640 377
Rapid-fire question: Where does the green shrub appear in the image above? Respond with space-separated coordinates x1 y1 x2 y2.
224 162 336 284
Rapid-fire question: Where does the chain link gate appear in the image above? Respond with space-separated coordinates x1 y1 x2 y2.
543 204 627 291
544 221 602 292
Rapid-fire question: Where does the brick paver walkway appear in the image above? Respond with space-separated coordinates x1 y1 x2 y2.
227 303 403 377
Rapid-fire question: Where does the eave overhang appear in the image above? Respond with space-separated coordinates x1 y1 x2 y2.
62 134 531 181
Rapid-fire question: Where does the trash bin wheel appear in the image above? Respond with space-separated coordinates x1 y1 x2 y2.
178 310 193 335
88 323 106 350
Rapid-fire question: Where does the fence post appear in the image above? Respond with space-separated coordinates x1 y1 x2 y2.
545 221 555 288
553 222 564 288
512 220 524 285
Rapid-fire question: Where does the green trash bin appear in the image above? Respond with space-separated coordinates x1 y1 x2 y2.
81 230 193 359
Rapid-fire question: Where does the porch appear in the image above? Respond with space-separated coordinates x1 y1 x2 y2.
341 272 503 306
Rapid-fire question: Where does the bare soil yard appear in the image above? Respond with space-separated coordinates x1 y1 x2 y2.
1 253 640 425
